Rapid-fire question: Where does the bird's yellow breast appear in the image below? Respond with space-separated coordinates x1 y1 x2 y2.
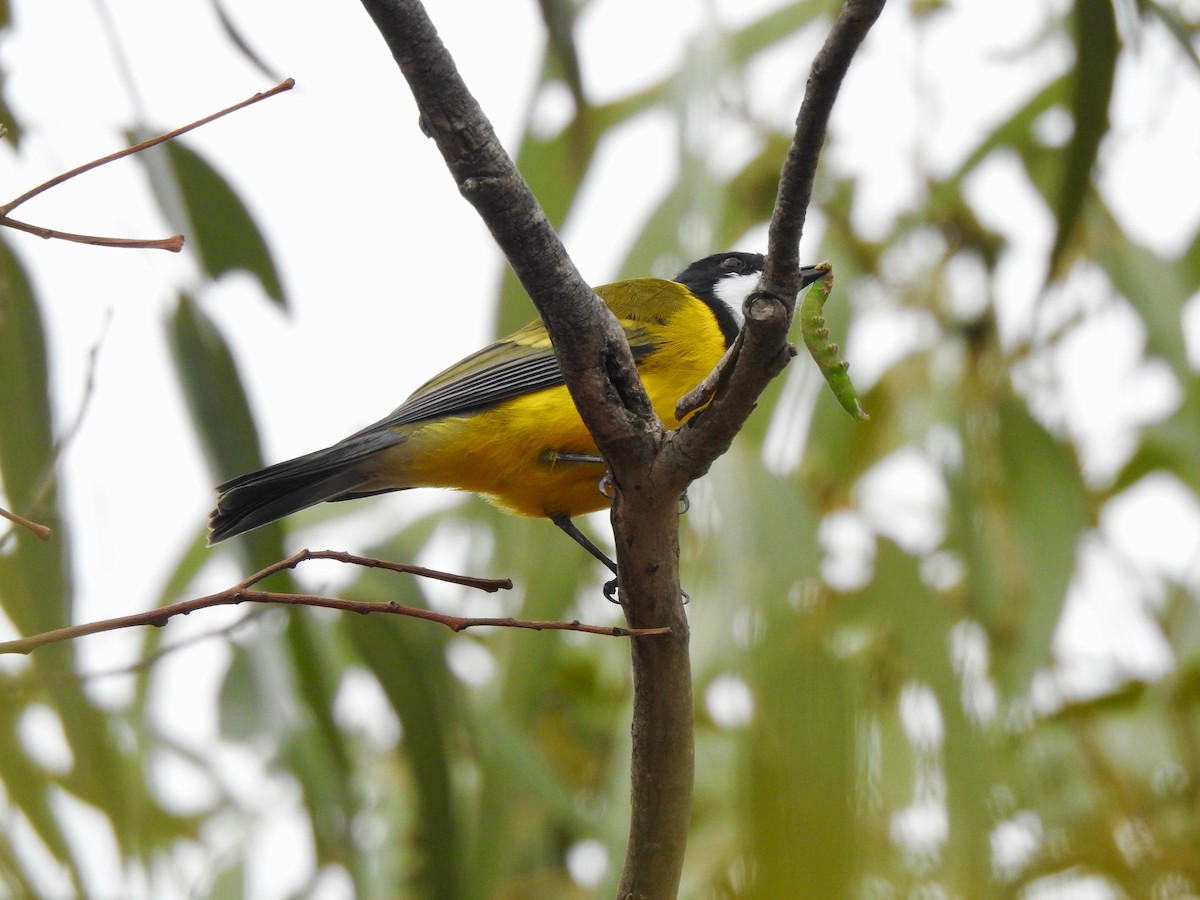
361 282 730 517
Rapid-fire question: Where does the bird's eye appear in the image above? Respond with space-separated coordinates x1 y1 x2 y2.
720 256 745 272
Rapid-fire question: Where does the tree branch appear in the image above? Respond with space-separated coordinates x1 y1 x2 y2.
623 7 886 883
357 0 656 458
355 7 696 894
0 549 669 656
355 2 885 896
664 0 886 483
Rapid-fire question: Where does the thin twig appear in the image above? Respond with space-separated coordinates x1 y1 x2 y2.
0 216 184 251
0 548 668 656
0 315 107 553
1 78 295 215
0 507 52 541
0 78 295 252
268 547 516 591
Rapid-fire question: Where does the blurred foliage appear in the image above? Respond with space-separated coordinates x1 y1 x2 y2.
3 0 1200 898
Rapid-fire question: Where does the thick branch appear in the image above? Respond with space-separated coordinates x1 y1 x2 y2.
357 5 695 894
357 0 657 458
355 3 884 898
613 492 693 899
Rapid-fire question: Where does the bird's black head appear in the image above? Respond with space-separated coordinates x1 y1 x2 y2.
673 252 824 346
673 252 765 305
672 253 765 345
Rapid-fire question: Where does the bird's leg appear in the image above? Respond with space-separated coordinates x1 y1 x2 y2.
550 515 622 602
551 515 618 575
547 462 692 604
542 452 622 599
548 451 605 466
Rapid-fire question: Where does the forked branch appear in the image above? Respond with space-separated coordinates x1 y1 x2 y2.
351 3 886 898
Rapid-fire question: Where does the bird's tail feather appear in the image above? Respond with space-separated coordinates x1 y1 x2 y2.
208 433 400 543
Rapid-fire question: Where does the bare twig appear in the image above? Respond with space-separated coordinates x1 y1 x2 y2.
1 78 294 215
0 78 295 251
0 548 668 656
0 506 52 541
0 216 184 251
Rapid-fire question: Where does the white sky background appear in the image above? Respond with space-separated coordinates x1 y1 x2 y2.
2 0 1200 896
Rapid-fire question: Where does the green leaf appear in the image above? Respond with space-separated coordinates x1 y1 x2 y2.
742 617 860 900
0 704 75 880
1047 0 1118 279
281 612 360 872
0 240 51 512
842 540 995 890
167 294 265 483
54 691 144 859
166 292 286 572
1087 201 1199 383
536 0 585 103
0 239 67 637
206 0 284 82
158 141 286 306
994 398 1090 692
932 73 1071 208
0 82 19 149
0 3 15 148
1114 385 1200 496
847 539 960 699
344 611 464 900
216 642 263 741
0 820 41 898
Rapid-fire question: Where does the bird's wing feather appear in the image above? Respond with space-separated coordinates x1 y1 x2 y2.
361 317 655 432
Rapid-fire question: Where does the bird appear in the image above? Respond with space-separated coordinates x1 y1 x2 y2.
208 252 824 583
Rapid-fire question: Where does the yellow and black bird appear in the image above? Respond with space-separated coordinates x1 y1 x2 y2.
208 252 823 576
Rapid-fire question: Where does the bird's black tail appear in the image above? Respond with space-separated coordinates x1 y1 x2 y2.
208 433 399 543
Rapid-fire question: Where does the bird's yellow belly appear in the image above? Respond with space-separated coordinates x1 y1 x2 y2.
401 386 610 517
363 353 718 518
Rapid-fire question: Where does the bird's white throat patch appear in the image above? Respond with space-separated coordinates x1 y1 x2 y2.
713 271 762 326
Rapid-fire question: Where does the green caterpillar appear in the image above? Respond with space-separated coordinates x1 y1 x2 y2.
800 263 868 421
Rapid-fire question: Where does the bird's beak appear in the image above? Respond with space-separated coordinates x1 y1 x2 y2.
800 265 828 289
